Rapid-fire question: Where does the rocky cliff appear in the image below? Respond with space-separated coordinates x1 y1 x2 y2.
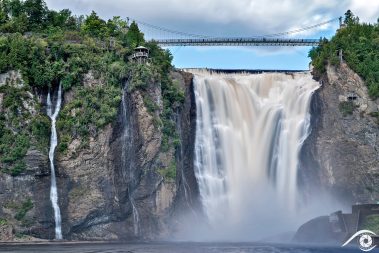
0 69 199 241
301 63 379 204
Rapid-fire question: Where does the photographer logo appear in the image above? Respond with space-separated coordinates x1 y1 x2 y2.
342 230 377 252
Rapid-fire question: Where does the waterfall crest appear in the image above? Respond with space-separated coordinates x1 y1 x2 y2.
47 83 63 240
191 70 320 240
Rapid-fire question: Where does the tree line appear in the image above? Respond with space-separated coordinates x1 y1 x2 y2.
309 10 379 98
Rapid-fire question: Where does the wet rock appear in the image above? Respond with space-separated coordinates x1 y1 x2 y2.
301 63 379 204
24 149 49 176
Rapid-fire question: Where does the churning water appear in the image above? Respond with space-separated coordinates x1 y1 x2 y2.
191 70 321 240
47 83 63 240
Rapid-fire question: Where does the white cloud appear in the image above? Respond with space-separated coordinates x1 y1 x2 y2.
349 0 379 23
45 0 379 38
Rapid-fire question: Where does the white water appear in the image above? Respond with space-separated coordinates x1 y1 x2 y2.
130 197 140 236
47 84 63 240
191 70 321 240
121 87 140 236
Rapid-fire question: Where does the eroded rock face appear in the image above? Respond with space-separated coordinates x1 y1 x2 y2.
54 70 198 240
0 70 53 240
57 124 116 239
301 63 379 204
0 69 198 241
0 70 24 88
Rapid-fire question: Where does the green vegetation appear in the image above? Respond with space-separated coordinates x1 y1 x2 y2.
370 112 379 124
14 198 33 221
309 10 379 98
0 0 182 178
339 101 356 116
361 214 379 234
0 85 45 176
0 218 7 226
158 161 177 181
57 85 121 152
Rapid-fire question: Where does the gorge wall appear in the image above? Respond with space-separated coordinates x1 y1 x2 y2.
0 70 199 241
301 63 379 205
1 62 379 242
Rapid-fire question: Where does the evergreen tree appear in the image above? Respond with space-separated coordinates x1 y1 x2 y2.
126 21 144 48
344 10 359 25
23 0 47 27
82 11 107 37
4 0 23 18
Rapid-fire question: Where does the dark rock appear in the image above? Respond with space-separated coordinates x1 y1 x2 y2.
24 149 49 176
301 63 379 204
293 216 337 244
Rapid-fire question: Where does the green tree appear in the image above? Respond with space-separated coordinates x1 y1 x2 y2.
126 21 144 48
310 11 379 99
46 9 71 28
344 10 359 26
23 0 47 28
106 16 127 37
0 8 6 25
81 11 107 37
4 0 24 18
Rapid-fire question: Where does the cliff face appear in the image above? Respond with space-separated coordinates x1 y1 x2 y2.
0 71 52 240
0 69 198 241
301 63 379 204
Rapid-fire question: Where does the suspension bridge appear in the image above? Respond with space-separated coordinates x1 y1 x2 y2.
153 38 320 47
133 17 339 47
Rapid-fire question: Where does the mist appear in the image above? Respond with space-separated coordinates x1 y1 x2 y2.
170 70 347 242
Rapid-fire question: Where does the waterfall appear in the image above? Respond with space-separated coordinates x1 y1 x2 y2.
47 83 63 240
191 70 320 240
130 197 140 236
121 86 140 236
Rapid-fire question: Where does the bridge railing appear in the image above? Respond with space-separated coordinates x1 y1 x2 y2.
152 37 321 46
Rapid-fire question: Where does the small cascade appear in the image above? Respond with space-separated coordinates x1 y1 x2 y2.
47 83 63 240
120 86 140 236
130 196 140 236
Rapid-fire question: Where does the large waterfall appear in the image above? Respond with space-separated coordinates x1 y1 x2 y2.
47 84 63 240
191 70 320 240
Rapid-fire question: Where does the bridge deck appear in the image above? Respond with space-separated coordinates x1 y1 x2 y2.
153 38 320 46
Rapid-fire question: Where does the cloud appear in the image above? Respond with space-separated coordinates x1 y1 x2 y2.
349 0 379 23
45 0 379 39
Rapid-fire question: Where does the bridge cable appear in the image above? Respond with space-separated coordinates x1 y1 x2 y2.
130 18 210 38
130 17 339 39
260 17 339 38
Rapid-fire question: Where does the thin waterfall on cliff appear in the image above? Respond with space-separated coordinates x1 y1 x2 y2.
47 83 63 240
121 86 140 236
191 70 320 240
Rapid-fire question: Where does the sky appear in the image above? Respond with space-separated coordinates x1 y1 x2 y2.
45 0 379 70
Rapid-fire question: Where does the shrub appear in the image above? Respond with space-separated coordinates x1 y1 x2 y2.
361 214 379 234
370 112 379 124
158 161 177 181
0 218 7 226
57 84 121 150
15 198 33 221
143 95 158 114
30 114 51 150
339 101 356 116
10 161 26 176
